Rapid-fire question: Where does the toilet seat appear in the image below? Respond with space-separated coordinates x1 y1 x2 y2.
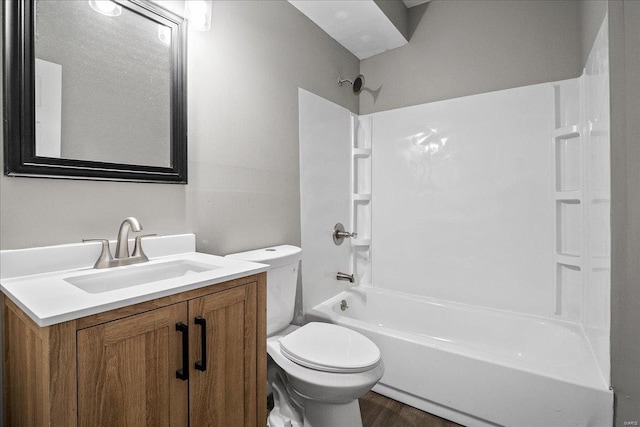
278 322 381 373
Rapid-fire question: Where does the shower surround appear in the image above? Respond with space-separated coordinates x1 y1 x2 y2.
299 19 611 427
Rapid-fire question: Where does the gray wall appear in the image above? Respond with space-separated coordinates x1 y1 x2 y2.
609 1 640 425
185 1 359 255
359 0 582 114
580 0 608 67
0 1 359 252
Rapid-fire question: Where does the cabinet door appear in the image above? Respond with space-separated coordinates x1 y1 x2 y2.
188 283 258 427
77 302 189 427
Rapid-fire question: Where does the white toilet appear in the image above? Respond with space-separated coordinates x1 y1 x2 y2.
226 245 384 427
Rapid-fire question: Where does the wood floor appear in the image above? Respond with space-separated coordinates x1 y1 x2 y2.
360 392 463 427
268 390 462 426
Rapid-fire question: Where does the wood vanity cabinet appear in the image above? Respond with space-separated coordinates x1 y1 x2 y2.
2 273 267 427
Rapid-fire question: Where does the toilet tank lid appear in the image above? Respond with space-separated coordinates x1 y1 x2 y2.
225 245 302 268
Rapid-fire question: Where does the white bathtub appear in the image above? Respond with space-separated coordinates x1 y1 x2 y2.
306 287 612 427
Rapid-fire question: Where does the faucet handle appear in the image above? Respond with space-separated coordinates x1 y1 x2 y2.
83 239 114 269
132 234 156 260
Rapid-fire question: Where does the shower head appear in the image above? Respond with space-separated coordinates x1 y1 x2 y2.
338 74 365 95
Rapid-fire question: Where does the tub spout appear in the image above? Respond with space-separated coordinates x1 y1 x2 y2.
337 272 354 283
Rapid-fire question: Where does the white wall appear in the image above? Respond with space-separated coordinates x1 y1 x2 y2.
582 17 611 386
371 83 556 316
298 89 353 313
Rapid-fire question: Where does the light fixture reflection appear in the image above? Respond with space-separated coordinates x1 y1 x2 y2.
412 128 448 156
88 0 122 17
185 0 213 31
402 128 452 186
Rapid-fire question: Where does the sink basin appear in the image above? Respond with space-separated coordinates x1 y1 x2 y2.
0 234 270 326
65 260 220 294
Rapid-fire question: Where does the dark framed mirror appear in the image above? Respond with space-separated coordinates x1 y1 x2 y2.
3 0 187 183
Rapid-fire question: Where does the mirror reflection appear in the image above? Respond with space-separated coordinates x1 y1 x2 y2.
34 0 172 167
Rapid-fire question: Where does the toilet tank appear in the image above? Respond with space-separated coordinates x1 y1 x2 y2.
226 245 302 336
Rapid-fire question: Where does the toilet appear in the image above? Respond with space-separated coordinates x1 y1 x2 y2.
226 245 384 427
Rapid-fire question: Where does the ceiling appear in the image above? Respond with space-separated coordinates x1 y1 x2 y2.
401 0 430 7
288 0 410 59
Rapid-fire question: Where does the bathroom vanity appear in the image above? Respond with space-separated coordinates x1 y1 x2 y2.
0 235 268 426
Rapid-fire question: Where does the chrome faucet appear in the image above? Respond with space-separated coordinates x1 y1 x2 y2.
84 217 155 269
115 217 142 258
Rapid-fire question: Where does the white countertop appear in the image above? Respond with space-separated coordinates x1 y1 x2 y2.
0 235 268 327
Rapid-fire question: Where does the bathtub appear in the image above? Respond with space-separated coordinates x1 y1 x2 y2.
306 287 612 427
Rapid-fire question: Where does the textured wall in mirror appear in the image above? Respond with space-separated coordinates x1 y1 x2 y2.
35 0 171 167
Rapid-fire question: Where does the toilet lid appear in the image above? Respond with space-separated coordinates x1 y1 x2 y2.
278 322 381 373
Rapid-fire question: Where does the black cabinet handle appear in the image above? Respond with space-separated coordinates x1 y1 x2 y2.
194 316 207 371
175 322 189 381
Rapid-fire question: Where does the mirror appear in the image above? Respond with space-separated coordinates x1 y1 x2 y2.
3 0 187 183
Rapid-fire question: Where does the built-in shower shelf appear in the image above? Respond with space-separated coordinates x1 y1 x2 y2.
351 114 373 287
352 194 372 201
353 148 372 157
554 190 582 201
553 125 580 139
351 238 371 247
556 254 582 268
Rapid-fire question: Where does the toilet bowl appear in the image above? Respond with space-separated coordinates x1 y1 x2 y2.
268 323 384 427
226 246 384 427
